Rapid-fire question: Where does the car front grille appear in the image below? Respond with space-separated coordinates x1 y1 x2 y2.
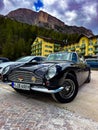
8 70 43 84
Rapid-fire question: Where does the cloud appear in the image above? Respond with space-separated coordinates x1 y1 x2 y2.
9 0 31 7
42 0 98 34
64 10 77 25
0 0 4 11
1 0 37 14
0 0 98 34
83 2 97 19
80 1 98 34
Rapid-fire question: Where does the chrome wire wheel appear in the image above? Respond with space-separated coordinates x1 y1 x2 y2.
59 79 75 99
52 74 78 103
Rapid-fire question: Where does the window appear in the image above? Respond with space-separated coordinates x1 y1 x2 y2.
72 53 77 62
33 57 41 62
45 50 49 52
82 39 85 44
89 40 93 45
88 48 93 51
45 45 52 48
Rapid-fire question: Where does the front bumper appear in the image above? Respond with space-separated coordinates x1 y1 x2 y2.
31 85 64 93
5 81 64 94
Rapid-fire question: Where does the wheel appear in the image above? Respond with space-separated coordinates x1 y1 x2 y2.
52 74 78 103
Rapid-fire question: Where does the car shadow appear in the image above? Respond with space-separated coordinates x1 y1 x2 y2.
13 89 54 103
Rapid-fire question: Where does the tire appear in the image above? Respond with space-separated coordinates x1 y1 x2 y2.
52 74 78 103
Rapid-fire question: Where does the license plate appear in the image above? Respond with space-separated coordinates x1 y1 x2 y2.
13 82 30 90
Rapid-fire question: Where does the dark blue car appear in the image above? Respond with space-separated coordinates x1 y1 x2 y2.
86 58 98 68
2 52 91 103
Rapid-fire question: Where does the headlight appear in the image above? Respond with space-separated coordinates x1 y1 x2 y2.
46 66 57 79
2 66 10 75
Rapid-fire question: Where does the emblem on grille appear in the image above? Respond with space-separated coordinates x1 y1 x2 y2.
18 77 23 81
31 76 36 83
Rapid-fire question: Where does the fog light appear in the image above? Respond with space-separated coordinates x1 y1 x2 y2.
46 81 50 86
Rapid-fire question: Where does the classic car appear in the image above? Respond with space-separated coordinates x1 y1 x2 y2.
2 52 91 103
0 55 46 75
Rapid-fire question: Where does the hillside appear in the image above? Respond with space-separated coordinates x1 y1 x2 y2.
0 8 94 60
6 8 94 37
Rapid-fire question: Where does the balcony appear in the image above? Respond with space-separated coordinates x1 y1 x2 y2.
54 44 60 47
94 50 98 53
71 47 75 51
80 44 85 49
94 44 98 47
80 50 85 55
54 48 60 51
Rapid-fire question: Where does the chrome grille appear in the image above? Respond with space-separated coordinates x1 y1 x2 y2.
8 70 43 84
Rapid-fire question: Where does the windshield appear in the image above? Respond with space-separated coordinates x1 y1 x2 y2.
16 56 34 62
47 52 71 61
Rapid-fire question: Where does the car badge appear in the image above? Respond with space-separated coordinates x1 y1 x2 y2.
18 76 23 82
31 76 36 83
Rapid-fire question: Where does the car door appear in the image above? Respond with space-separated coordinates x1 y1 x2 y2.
76 56 89 86
72 53 89 86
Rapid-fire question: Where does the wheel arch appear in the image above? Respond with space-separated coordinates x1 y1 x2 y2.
52 70 79 103
63 70 79 87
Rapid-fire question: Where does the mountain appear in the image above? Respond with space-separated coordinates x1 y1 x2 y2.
6 8 93 36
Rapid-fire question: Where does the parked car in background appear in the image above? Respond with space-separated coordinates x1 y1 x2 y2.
0 57 9 63
2 52 91 103
0 56 46 75
86 58 98 69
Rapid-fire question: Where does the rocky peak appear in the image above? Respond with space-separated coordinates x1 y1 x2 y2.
7 8 37 24
6 8 94 36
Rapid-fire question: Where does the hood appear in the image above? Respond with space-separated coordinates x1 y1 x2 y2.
20 61 71 70
18 61 71 77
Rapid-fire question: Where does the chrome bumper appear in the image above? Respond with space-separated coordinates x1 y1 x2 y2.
4 82 12 86
31 86 64 93
4 82 64 94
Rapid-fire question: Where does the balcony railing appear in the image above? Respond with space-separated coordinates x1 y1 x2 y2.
94 44 98 47
80 44 85 49
71 47 75 51
76 46 79 48
94 50 98 53
80 50 85 54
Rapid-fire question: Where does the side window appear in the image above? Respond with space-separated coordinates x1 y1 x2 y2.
72 53 77 62
41 57 46 61
32 57 41 62
0 60 3 63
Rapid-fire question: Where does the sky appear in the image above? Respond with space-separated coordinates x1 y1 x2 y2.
0 0 98 35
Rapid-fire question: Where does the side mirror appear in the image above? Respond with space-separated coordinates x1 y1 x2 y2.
80 57 86 63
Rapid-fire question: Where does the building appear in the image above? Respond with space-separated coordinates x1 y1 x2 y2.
31 35 98 57
31 36 61 56
64 34 98 56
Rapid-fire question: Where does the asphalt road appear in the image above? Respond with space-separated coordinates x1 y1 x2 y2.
0 70 98 130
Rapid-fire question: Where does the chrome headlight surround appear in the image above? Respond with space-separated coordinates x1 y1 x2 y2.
45 66 57 80
2 66 10 75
